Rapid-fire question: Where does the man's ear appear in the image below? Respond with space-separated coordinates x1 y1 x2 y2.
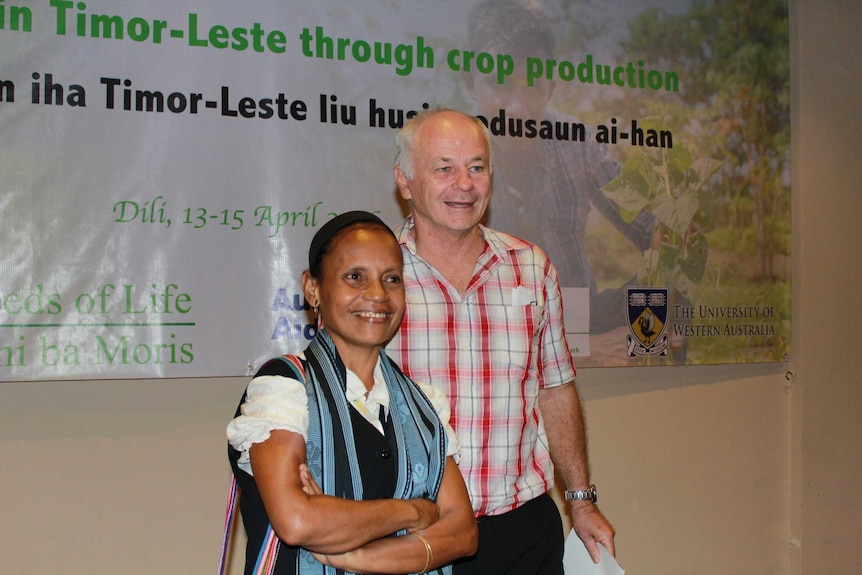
394 166 412 201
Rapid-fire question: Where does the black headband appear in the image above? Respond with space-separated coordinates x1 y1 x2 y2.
308 211 391 272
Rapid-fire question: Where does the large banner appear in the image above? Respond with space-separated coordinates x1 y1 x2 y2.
0 0 790 380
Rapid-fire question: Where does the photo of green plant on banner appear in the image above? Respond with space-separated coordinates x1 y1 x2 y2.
578 0 790 366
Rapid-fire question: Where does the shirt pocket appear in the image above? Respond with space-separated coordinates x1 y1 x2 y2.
487 302 544 371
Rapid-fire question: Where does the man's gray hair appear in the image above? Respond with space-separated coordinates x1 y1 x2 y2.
394 108 494 180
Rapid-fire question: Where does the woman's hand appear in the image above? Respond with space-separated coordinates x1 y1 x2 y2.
299 463 439 530
311 549 352 571
299 464 322 495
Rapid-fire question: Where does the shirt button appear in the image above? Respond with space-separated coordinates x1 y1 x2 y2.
380 449 390 459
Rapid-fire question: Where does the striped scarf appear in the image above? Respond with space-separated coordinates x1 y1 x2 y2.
295 328 450 575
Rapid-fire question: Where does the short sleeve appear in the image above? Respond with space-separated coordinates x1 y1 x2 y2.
226 373 309 471
537 261 577 389
415 380 461 460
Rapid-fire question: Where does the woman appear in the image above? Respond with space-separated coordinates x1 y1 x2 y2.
227 211 477 575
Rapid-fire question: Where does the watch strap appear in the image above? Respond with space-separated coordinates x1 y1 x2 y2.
564 484 597 503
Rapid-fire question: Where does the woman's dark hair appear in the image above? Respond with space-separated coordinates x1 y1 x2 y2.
307 211 395 278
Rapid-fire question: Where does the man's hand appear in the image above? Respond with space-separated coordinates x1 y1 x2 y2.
571 501 616 563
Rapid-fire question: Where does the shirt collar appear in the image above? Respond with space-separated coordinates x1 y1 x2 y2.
344 357 390 417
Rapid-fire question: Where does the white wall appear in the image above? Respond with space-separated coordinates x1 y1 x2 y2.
792 1 862 573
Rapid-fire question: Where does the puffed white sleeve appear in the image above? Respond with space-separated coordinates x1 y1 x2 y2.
415 380 461 461
226 374 309 473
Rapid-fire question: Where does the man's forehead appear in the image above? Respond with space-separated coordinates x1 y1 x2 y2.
431 151 488 164
416 121 488 158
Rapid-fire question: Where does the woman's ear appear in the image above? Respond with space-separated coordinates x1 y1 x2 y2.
301 270 319 309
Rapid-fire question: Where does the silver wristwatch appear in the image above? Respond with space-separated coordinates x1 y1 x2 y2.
564 484 597 503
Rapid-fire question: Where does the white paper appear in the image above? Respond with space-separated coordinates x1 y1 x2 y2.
511 286 536 306
561 287 590 333
563 529 624 575
561 287 591 357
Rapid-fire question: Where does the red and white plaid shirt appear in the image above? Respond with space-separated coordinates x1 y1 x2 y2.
387 217 576 517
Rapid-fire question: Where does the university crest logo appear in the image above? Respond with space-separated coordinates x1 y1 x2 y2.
626 287 669 358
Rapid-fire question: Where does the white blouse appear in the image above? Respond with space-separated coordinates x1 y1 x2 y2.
227 353 460 475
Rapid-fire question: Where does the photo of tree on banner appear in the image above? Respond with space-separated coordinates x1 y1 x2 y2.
458 0 790 366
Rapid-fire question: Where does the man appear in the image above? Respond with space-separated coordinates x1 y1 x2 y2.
386 108 615 574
